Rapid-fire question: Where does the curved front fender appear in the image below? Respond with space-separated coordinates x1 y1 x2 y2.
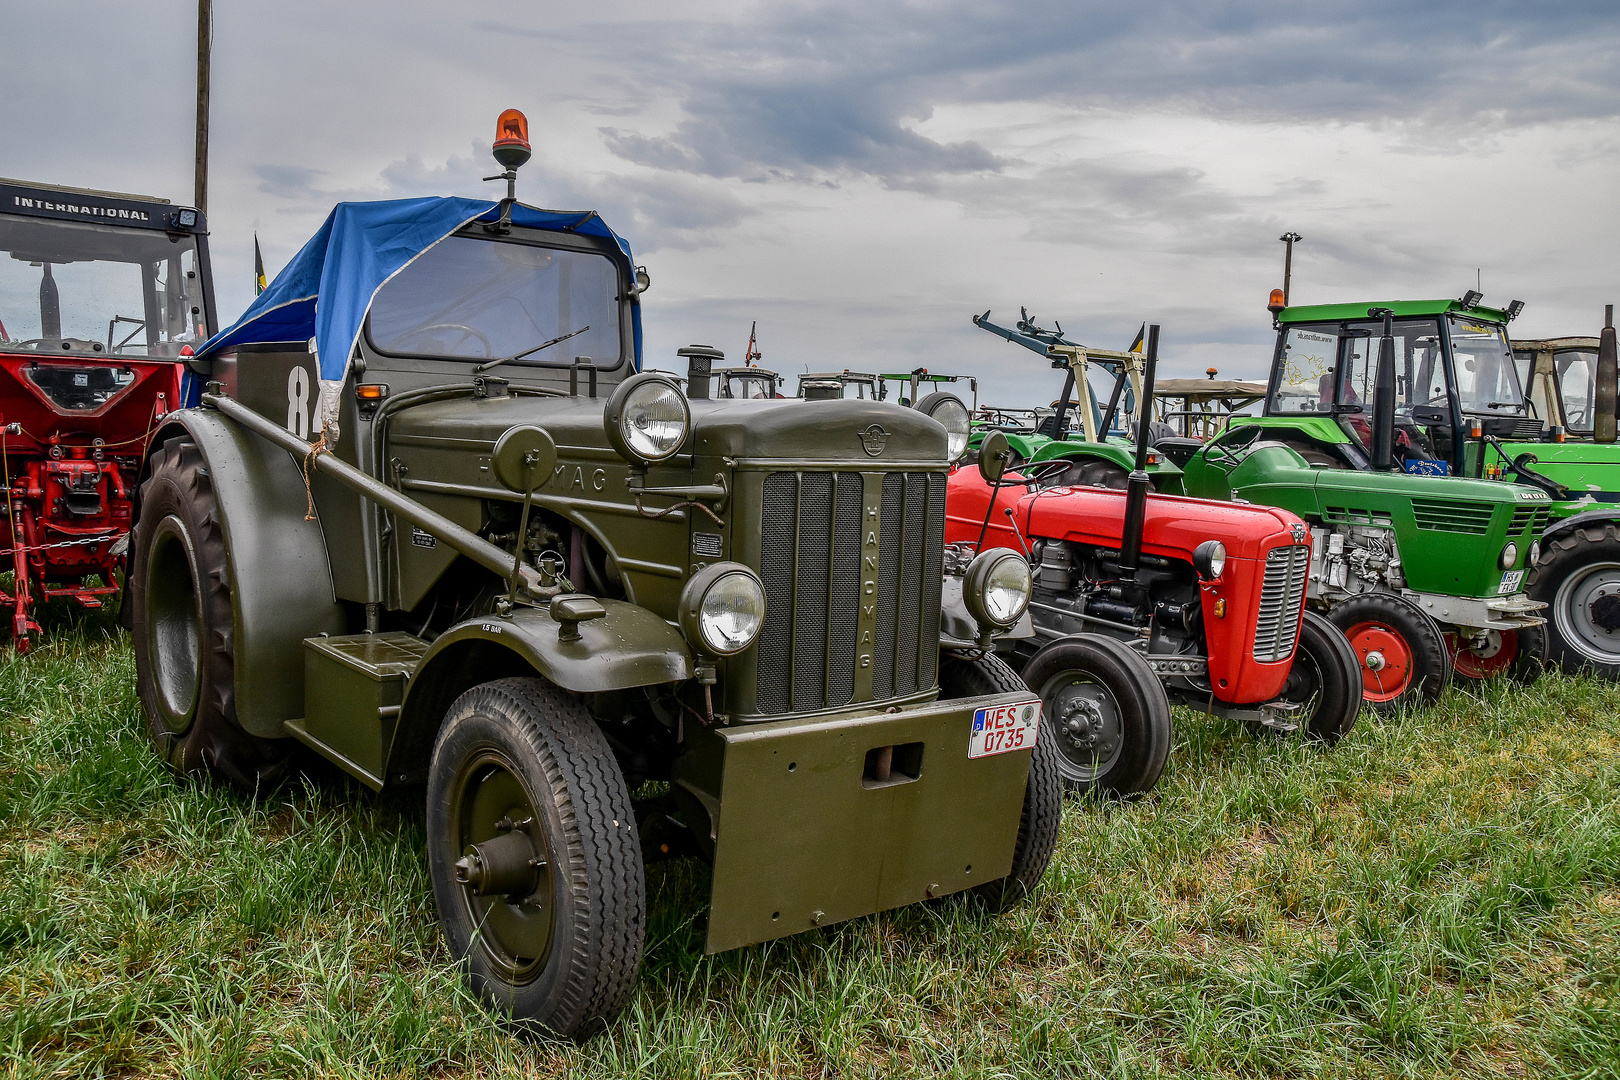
386 599 692 782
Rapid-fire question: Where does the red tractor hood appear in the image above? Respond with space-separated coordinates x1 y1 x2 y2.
946 468 1305 561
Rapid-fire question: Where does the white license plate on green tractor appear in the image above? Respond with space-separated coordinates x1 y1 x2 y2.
1499 570 1525 594
969 700 1042 759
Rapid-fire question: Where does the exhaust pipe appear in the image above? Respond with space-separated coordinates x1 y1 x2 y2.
1368 307 1397 470
1597 305 1617 444
1118 324 1159 576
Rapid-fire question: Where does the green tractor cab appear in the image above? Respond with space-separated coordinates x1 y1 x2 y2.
1178 296 1552 706
128 115 1060 1040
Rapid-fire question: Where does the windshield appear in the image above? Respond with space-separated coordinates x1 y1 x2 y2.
718 372 778 399
367 235 624 366
1554 348 1598 432
1270 318 1444 420
1448 315 1524 415
0 214 206 358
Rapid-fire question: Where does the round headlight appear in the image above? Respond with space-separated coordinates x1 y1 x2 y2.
1530 539 1541 566
1500 541 1519 570
918 393 971 463
963 548 1032 629
679 563 766 656
604 372 690 464
1193 539 1227 580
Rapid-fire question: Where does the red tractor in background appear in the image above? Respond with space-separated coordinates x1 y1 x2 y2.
951 325 1361 797
0 179 212 650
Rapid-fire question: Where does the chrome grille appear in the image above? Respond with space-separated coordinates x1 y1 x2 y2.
1253 544 1310 663
756 470 943 715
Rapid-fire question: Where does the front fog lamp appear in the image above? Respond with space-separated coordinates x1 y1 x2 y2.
918 392 971 462
1193 539 1227 580
963 548 1032 630
679 563 766 656
604 372 690 464
1500 541 1519 570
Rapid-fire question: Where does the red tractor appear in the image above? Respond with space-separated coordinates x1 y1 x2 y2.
950 326 1361 796
0 180 212 650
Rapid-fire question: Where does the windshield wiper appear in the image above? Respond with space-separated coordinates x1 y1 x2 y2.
473 325 590 374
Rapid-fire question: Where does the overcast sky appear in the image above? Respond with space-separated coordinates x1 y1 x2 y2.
5 1 1617 406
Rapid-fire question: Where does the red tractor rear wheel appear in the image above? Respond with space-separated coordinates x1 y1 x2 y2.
1443 624 1546 684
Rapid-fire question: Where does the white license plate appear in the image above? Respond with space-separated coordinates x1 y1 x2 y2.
969 700 1042 759
1499 570 1525 595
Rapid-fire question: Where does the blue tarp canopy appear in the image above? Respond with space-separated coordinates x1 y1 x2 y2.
197 197 641 381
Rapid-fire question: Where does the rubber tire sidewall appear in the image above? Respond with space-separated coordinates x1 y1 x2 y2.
1527 523 1620 678
1292 609 1363 744
1021 634 1173 799
427 677 645 1041
938 651 1061 911
131 437 291 791
1325 591 1452 712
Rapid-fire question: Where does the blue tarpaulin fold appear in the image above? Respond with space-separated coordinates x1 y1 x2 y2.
196 197 641 381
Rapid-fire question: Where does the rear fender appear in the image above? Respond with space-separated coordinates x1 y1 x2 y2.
387 600 692 781
138 410 347 738
1540 506 1620 544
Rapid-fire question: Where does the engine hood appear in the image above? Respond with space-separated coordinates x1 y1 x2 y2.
1022 486 1304 562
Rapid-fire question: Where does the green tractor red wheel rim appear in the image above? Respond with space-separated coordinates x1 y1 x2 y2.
448 747 556 983
1343 620 1415 702
1444 629 1519 680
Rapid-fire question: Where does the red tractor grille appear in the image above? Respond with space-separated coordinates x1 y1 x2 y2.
1253 544 1309 663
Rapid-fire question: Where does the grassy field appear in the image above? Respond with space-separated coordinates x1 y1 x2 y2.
3 608 1619 1079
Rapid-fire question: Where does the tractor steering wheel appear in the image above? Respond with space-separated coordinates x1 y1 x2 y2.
393 322 494 357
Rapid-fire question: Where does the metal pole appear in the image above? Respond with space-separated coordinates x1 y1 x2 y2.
1118 324 1159 577
194 0 211 213
1279 232 1302 305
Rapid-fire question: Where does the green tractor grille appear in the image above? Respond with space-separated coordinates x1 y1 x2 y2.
1253 545 1310 662
1411 498 1495 534
757 471 944 714
1508 506 1551 537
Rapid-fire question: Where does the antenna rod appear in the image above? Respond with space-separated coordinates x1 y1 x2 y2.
194 0 212 213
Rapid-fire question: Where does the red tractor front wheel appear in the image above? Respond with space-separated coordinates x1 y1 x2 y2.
1443 625 1546 684
1326 593 1451 712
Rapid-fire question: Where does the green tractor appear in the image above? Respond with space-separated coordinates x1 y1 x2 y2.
1176 297 1553 707
128 115 1060 1039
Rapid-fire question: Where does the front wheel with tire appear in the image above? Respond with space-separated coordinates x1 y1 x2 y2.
938 652 1061 911
1268 609 1362 744
1528 523 1620 678
1325 592 1451 712
427 677 645 1040
131 437 293 791
1443 623 1547 685
1020 634 1172 798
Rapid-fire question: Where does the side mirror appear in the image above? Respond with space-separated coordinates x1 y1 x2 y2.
979 430 1013 484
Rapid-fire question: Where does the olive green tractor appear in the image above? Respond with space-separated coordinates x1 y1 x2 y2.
129 116 1058 1038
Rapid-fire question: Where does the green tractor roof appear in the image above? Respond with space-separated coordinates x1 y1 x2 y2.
1278 299 1512 325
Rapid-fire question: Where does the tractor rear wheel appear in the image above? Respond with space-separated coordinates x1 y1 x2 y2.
1020 634 1172 798
131 438 293 791
1270 609 1362 744
1528 523 1620 678
427 677 644 1040
1325 592 1451 712
938 651 1061 911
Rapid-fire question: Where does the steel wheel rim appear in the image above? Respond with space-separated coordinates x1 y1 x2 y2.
1040 670 1125 782
1445 629 1518 679
449 746 555 983
1343 620 1414 702
145 515 202 732
1553 560 1620 664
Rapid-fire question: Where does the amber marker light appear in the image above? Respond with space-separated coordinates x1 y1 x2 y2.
492 109 532 170
1214 598 1227 618
357 384 387 401
1267 288 1286 315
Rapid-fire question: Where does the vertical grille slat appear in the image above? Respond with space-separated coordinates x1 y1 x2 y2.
756 469 943 715
1253 545 1310 663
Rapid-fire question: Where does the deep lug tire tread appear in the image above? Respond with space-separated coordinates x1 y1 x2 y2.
1020 634 1173 799
427 677 645 1040
1527 522 1620 678
1294 609 1363 744
131 437 291 790
938 652 1061 912
1325 591 1452 712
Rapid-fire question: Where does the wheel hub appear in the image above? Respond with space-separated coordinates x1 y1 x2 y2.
1364 650 1385 672
1061 695 1114 756
1590 591 1620 632
1343 620 1416 702
455 817 545 900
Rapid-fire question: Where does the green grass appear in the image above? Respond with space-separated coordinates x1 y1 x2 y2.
3 610 1619 1078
